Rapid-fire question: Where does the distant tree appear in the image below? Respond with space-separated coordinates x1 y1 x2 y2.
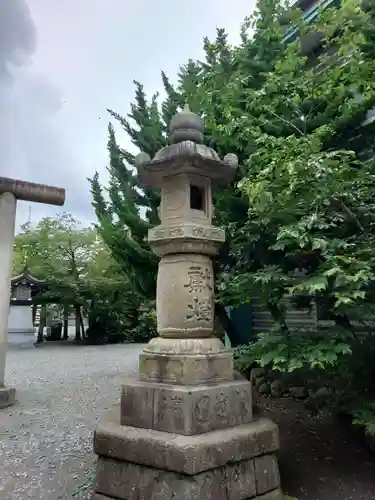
13 213 129 342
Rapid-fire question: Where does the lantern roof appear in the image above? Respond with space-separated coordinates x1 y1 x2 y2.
135 105 238 188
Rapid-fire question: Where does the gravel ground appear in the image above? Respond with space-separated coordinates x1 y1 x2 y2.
0 343 143 500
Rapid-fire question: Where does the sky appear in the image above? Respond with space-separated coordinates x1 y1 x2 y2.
0 0 255 230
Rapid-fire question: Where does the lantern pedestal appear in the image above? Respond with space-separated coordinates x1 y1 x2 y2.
92 406 282 500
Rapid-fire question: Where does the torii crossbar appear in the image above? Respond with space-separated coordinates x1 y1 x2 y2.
0 176 66 408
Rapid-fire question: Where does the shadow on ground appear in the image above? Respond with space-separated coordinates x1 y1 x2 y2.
257 395 375 500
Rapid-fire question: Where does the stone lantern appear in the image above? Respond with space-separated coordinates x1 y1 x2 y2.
136 105 238 386
91 106 282 500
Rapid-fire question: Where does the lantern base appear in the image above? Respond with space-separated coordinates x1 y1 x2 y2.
91 407 282 500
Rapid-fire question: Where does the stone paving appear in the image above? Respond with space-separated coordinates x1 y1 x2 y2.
0 343 143 500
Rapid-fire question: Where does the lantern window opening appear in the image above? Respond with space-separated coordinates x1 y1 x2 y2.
190 184 206 214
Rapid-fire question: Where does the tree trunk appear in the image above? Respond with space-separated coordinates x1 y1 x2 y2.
63 305 69 340
268 301 290 336
79 310 85 339
37 305 46 343
32 303 37 324
75 305 81 342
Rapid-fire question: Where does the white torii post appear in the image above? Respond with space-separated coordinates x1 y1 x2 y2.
0 177 65 408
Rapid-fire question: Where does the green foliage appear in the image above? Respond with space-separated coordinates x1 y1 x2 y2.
353 402 375 438
326 336 375 407
217 0 375 374
13 213 134 343
13 213 103 305
89 84 164 303
128 308 157 343
91 0 375 362
90 0 288 343
13 213 97 282
234 328 352 374
326 335 375 437
236 332 375 441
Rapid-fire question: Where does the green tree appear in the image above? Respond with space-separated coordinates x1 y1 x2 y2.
13 213 128 342
91 0 375 435
91 0 375 349
90 0 288 343
219 0 375 435
210 0 375 363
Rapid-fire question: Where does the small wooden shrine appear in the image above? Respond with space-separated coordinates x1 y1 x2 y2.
8 268 46 346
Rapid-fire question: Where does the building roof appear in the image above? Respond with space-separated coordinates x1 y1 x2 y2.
11 268 46 288
284 0 339 42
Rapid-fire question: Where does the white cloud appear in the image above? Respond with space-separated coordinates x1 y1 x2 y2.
1 0 256 230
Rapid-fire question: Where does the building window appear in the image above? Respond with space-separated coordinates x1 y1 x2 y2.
190 185 205 212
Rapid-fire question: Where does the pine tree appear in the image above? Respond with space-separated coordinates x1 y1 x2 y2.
90 76 186 317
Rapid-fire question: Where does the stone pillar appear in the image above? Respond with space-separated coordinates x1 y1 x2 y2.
0 177 65 408
0 193 17 408
91 107 282 500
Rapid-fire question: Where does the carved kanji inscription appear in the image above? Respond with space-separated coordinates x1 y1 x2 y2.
184 265 214 323
157 395 183 424
184 265 213 294
215 394 230 421
192 226 205 237
186 297 213 322
194 395 211 423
